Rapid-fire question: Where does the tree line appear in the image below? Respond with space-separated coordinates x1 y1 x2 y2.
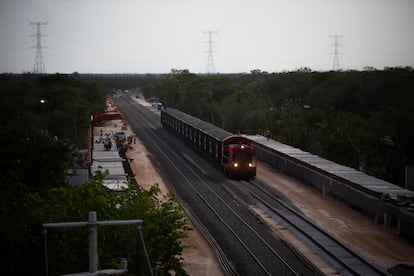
141 68 414 187
0 74 191 275
3 69 411 274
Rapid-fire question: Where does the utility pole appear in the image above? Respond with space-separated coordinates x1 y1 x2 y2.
204 31 217 74
29 21 48 74
330 35 343 71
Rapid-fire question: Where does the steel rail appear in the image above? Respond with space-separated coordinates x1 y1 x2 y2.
117 97 274 275
242 179 387 276
115 96 301 275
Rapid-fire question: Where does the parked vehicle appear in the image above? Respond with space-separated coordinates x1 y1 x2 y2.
114 131 126 141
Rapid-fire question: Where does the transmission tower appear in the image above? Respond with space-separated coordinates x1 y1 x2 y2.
30 21 48 74
204 31 217 74
330 35 343 71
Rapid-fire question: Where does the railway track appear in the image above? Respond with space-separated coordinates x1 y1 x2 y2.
223 178 387 275
116 95 352 275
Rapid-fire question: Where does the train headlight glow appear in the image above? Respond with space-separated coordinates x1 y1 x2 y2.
233 162 238 168
248 163 253 168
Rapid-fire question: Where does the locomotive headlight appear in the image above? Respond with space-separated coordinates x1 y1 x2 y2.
233 162 238 168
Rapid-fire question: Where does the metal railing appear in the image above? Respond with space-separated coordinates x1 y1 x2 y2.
43 211 153 276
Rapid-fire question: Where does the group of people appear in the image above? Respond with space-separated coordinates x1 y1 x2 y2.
127 134 137 145
103 137 112 151
95 129 113 151
95 129 137 151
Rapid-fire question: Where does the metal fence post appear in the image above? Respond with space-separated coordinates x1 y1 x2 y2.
43 212 149 275
89 211 97 273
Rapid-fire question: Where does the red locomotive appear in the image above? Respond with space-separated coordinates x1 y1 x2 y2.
161 108 256 179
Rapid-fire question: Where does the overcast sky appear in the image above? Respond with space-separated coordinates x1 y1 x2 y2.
1 0 413 74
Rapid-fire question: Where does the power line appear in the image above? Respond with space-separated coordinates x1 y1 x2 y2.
204 30 217 74
29 21 48 74
330 34 343 71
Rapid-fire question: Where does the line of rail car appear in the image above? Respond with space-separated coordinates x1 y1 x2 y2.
161 107 256 179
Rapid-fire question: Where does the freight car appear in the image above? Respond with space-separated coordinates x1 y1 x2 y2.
161 107 256 179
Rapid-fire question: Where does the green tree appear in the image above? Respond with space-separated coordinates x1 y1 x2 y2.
121 68 414 186
0 74 192 275
0 74 106 147
1 173 191 275
276 98 307 146
0 127 75 191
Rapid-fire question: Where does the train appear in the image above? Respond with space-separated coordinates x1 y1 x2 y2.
161 107 256 179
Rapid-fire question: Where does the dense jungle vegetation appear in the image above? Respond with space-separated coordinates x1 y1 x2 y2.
0 74 190 275
1 68 413 274
140 68 414 187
